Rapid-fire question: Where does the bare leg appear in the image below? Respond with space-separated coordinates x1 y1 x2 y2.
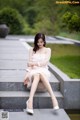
40 73 59 108
27 74 40 109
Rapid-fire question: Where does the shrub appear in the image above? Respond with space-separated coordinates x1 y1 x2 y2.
0 7 25 34
62 12 72 25
68 13 80 31
62 12 80 32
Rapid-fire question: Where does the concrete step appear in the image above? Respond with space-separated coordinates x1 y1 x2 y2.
0 53 27 60
0 70 60 91
0 109 70 120
0 40 26 48
0 91 63 109
0 59 27 69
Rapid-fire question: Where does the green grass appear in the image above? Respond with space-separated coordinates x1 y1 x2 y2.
51 56 80 78
58 31 80 41
46 44 80 57
46 44 80 78
28 43 80 78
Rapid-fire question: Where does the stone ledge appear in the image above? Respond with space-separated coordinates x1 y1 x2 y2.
0 91 63 97
55 36 80 44
48 62 80 109
0 91 63 109
48 62 70 82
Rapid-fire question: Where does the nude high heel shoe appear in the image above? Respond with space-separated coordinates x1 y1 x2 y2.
26 100 34 115
53 106 59 110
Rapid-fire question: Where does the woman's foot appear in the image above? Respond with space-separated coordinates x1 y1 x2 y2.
52 96 59 110
26 100 34 115
53 105 59 110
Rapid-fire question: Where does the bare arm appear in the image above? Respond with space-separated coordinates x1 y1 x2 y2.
27 48 34 67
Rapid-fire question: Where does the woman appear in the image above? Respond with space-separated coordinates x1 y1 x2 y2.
24 33 59 115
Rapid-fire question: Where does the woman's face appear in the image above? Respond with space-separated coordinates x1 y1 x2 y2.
37 38 44 48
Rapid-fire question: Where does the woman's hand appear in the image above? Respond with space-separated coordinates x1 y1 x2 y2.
27 62 38 67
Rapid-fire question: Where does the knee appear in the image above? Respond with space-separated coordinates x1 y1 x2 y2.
39 73 47 82
39 73 45 79
33 73 40 80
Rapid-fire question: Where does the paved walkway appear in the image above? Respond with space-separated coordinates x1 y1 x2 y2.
0 39 29 90
5 35 80 44
0 38 70 120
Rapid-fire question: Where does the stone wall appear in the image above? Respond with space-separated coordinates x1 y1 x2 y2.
49 63 80 109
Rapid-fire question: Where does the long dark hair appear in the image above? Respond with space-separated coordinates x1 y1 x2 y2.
33 33 46 53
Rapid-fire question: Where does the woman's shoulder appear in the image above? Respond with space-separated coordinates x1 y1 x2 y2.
29 47 33 51
29 47 34 54
44 47 51 54
45 47 51 51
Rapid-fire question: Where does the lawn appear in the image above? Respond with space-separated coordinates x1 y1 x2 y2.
46 44 80 79
28 43 80 79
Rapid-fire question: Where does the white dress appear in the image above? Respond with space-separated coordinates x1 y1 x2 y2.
26 47 51 87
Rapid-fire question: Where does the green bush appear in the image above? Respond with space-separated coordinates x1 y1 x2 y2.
0 7 25 34
62 12 80 32
68 13 80 31
62 12 72 25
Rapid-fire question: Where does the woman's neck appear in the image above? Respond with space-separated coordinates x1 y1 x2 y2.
39 46 45 50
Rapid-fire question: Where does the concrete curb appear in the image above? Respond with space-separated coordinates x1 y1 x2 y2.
48 63 80 109
48 62 70 82
55 36 80 44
